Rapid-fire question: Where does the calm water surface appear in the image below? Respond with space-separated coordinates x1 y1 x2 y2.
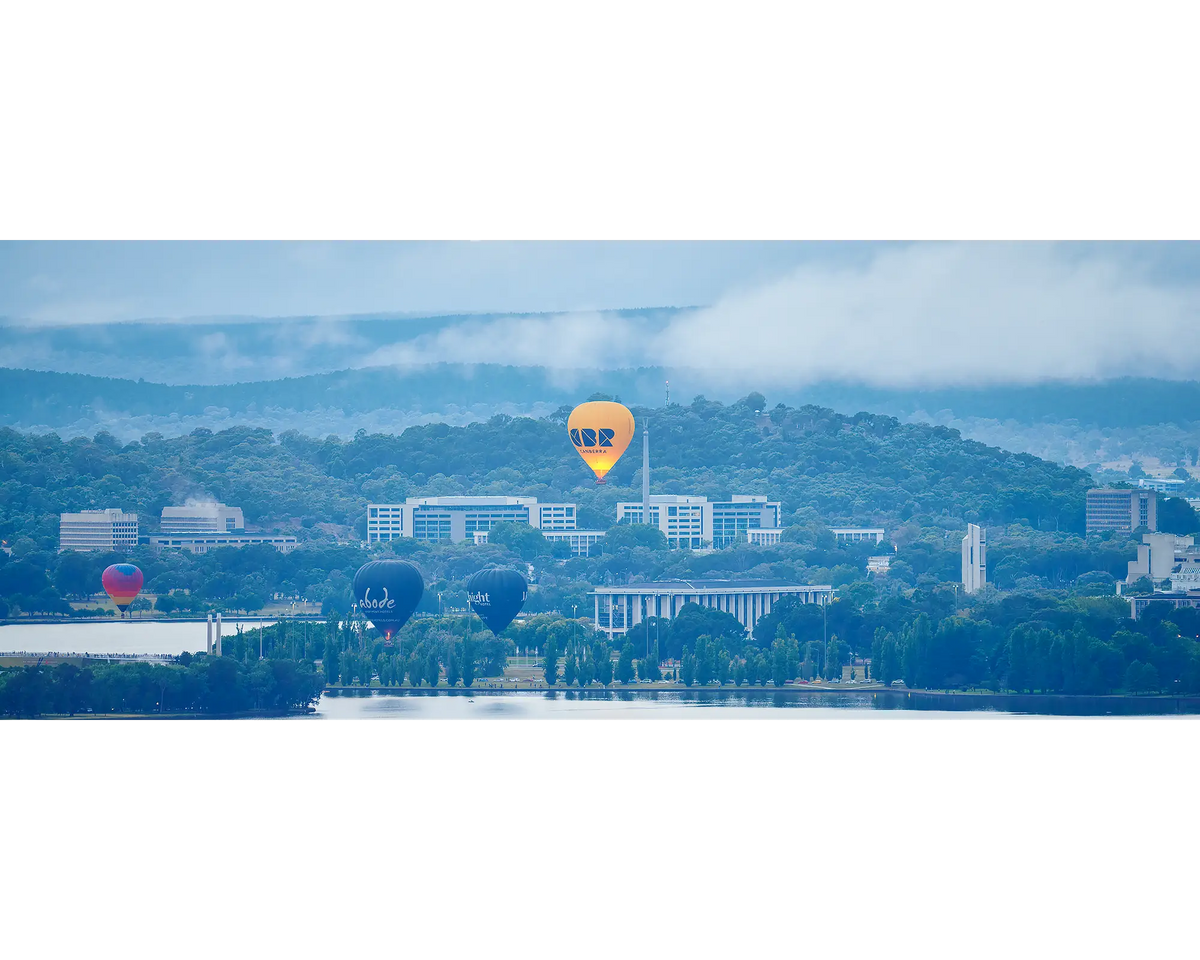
0 620 275 656
311 689 977 719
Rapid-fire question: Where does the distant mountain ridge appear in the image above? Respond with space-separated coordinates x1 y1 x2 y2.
1 365 1197 432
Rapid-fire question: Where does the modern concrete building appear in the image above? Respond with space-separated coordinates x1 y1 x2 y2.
615 495 781 550
1129 595 1200 620
161 502 244 534
1086 488 1156 535
746 527 783 546
831 527 886 545
59 509 138 552
1136 477 1187 494
961 524 986 594
1126 533 1193 583
149 534 297 554
366 497 579 544
867 555 892 575
592 579 832 639
472 527 606 557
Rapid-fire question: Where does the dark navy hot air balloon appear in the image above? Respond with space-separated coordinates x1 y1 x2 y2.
353 559 424 642
467 568 528 635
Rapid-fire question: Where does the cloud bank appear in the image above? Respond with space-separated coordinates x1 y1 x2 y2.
363 244 1200 388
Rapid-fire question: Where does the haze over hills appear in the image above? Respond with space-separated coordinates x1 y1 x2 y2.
2 365 1199 480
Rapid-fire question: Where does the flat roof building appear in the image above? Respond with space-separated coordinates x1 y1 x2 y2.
161 502 244 534
831 527 886 544
592 578 831 639
1087 488 1156 535
367 497 579 544
615 495 781 550
149 534 297 555
472 527 606 557
1136 477 1186 494
59 509 138 553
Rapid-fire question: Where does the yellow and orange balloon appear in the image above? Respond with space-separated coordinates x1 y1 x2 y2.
568 401 635 483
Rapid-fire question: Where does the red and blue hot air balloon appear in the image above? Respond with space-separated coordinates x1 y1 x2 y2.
102 563 144 616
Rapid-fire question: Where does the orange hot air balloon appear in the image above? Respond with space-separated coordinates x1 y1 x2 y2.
567 401 635 484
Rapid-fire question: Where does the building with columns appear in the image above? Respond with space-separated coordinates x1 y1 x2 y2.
592 578 832 639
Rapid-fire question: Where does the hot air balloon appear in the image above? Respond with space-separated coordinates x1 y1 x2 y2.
102 563 144 616
467 568 528 635
353 559 424 642
567 400 635 483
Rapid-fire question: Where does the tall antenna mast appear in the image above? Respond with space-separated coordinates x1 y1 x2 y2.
665 379 670 405
642 418 651 527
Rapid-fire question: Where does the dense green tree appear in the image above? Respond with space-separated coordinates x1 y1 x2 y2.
680 650 696 687
616 643 636 685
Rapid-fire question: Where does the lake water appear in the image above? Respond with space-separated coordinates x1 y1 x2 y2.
0 620 275 656
312 688 979 719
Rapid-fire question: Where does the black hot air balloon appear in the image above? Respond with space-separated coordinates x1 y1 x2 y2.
467 568 528 635
353 559 424 642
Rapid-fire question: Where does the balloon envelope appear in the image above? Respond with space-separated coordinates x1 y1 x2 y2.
102 563 143 613
568 400 635 483
353 559 424 641
467 568 528 635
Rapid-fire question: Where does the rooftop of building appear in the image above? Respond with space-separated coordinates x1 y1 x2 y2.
382 496 541 506
162 502 239 516
595 578 829 592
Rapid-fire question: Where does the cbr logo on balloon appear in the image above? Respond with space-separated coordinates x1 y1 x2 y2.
569 428 615 451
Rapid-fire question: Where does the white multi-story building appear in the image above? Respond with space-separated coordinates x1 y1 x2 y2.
867 555 892 575
961 524 986 594
831 527 886 545
746 528 783 546
161 502 244 534
59 509 139 552
593 579 832 639
149 534 297 555
471 527 606 557
1137 477 1186 494
615 495 782 550
367 497 581 545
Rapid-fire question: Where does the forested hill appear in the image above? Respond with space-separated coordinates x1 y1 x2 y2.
0 395 1093 545
4 366 1200 440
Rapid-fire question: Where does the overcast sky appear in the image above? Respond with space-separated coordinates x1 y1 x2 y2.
2 242 1199 386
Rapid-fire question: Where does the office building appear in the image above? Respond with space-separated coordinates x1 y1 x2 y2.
367 497 579 544
593 579 832 639
161 502 244 534
472 527 606 557
831 527 886 545
746 528 783 546
1086 488 1156 535
149 534 298 555
867 555 892 575
1126 533 1194 583
59 509 138 552
1169 569 1200 593
1136 477 1186 494
615 495 782 550
961 524 986 594
1130 595 1200 620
